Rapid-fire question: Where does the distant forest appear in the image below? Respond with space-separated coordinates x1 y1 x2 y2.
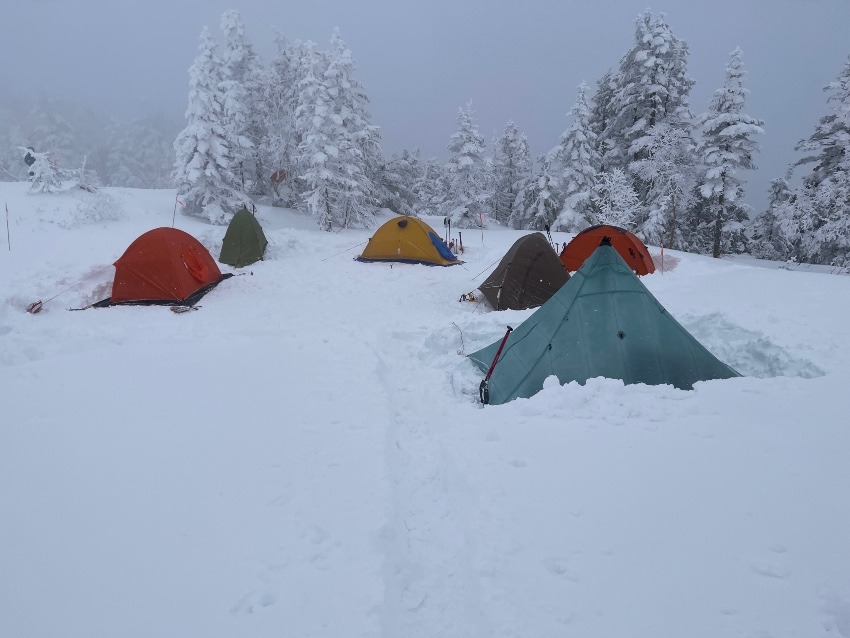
2 9 848 265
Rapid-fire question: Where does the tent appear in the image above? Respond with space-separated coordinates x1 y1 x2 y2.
479 233 570 310
469 242 740 405
357 216 462 266
94 227 232 307
219 207 268 268
560 224 655 275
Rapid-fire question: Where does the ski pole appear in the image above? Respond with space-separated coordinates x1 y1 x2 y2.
479 325 513 404
5 202 9 251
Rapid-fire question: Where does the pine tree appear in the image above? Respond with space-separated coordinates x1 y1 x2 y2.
602 10 695 179
413 158 449 216
444 101 490 228
260 31 300 206
631 119 698 247
697 48 764 257
791 55 850 265
491 120 532 226
750 176 794 260
378 149 419 215
323 28 378 227
220 10 262 193
520 153 562 230
294 41 372 230
553 82 600 232
173 26 247 225
795 55 850 188
592 168 640 228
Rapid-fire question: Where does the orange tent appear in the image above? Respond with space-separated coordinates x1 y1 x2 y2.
103 227 230 305
560 224 655 275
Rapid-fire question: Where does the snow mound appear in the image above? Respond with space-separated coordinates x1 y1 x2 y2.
682 312 824 379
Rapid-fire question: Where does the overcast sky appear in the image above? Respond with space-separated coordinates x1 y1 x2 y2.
2 0 849 211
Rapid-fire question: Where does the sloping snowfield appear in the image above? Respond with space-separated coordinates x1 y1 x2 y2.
2 183 849 638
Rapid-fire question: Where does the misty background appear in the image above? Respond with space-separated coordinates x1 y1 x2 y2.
1 0 849 211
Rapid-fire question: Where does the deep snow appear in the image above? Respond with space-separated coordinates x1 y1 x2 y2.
1 182 849 638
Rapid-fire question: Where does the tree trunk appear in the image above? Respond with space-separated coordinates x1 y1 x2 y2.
667 191 677 250
712 193 724 258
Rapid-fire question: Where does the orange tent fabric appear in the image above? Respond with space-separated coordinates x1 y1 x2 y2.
560 224 655 275
110 227 223 303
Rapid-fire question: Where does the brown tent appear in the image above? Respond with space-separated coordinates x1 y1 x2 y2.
560 224 655 275
479 233 570 310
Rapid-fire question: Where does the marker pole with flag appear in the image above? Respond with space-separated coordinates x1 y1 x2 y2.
172 193 185 227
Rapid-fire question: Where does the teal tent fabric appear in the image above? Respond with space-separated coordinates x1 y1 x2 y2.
468 244 740 405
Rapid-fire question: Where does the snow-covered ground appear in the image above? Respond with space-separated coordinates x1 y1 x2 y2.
1 182 849 638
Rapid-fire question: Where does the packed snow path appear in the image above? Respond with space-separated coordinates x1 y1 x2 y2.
2 185 850 638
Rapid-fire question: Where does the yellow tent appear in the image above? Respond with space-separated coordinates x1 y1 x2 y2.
357 216 463 266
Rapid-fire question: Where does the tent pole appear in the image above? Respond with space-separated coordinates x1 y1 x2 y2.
479 325 513 404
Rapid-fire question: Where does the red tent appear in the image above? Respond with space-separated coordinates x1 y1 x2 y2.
102 227 229 305
560 224 655 275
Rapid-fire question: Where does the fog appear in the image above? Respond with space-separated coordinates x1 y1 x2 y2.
1 0 849 210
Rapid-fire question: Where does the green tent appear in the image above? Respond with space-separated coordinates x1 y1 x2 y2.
219 207 268 268
469 243 740 405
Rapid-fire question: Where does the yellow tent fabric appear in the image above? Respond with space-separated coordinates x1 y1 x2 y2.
357 216 462 266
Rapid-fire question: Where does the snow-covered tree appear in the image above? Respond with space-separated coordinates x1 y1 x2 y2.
103 115 176 188
20 147 61 193
259 32 301 205
27 94 77 169
377 149 419 216
518 153 562 230
631 119 698 247
491 120 532 226
602 10 695 180
697 48 764 257
413 157 449 216
220 10 263 193
795 55 850 188
293 40 373 230
589 69 620 169
173 26 247 225
592 168 640 228
322 28 378 226
787 55 850 265
444 101 490 228
553 82 600 232
750 176 794 260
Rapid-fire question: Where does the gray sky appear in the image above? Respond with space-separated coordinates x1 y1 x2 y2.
2 0 849 211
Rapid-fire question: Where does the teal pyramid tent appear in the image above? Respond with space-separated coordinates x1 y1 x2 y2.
469 243 740 405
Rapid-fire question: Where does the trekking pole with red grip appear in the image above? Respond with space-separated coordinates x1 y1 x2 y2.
479 325 513 405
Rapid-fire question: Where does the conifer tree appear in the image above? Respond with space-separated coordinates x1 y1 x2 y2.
220 10 262 193
750 176 794 260
592 168 640 228
697 48 764 257
444 101 490 228
173 26 247 225
521 153 562 230
795 55 850 188
553 82 600 232
790 55 850 265
603 10 695 179
323 28 378 226
491 120 532 226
